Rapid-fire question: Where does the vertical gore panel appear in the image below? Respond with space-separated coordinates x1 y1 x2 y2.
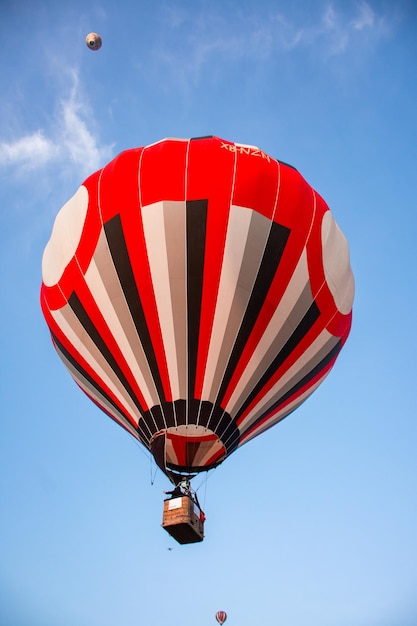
186 200 208 408
234 300 321 421
244 338 342 435
104 214 166 403
51 331 137 429
215 220 290 406
68 292 146 414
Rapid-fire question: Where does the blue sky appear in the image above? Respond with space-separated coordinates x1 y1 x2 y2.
1 1 416 625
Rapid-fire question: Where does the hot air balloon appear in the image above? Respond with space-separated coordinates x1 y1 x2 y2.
85 32 102 51
41 136 354 543
216 611 227 625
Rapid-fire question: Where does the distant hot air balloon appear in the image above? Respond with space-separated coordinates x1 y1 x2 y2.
85 32 102 50
216 611 227 625
41 136 354 536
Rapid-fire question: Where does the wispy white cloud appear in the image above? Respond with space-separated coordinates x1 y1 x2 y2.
353 1 377 30
294 1 392 55
0 131 58 170
0 69 113 176
57 69 113 174
155 1 395 82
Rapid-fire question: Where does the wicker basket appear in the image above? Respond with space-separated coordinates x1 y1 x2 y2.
162 496 204 544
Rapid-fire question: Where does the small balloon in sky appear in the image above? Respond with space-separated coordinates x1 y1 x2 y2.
85 33 102 51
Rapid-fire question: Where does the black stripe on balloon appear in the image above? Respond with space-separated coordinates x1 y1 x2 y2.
148 405 166 433
174 399 187 425
104 214 166 404
234 300 321 422
68 291 147 418
198 402 240 454
186 199 208 413
215 220 290 406
241 338 342 437
277 159 297 171
190 135 214 141
51 331 150 445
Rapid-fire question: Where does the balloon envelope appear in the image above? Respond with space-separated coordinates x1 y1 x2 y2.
216 611 227 625
85 32 102 50
41 136 354 480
